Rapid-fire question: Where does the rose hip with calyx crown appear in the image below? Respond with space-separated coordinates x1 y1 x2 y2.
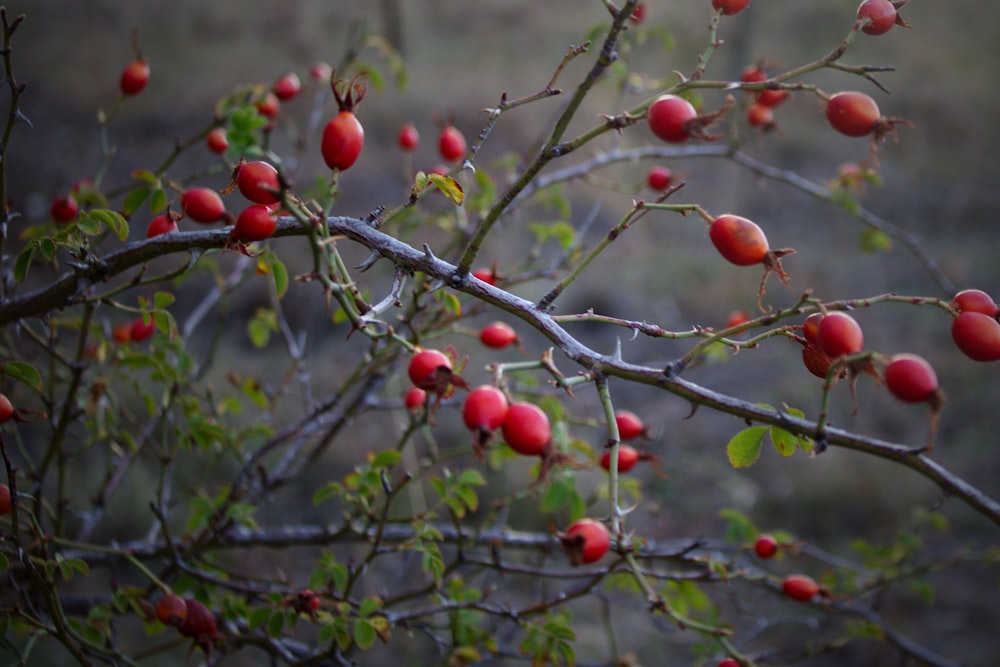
407 348 465 394
883 352 944 451
255 91 280 119
146 213 178 238
825 91 910 161
856 0 910 35
716 660 740 667
130 316 156 343
647 94 698 143
709 214 794 310
462 385 509 455
559 518 611 566
404 387 426 412
155 593 187 628
322 74 366 171
178 598 219 657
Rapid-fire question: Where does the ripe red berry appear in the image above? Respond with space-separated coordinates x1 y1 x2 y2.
272 72 302 101
756 88 788 108
236 161 282 205
50 195 79 223
398 123 419 151
712 0 751 15
479 321 518 349
560 518 611 566
746 103 774 128
816 311 864 358
717 660 740 667
255 91 281 119
404 387 427 412
205 127 228 154
741 64 767 84
826 91 881 138
646 165 673 191
130 316 156 343
629 2 647 23
472 268 498 286
614 410 645 441
309 62 332 82
801 342 838 379
884 353 938 403
322 110 365 171
709 215 769 266
726 310 749 328
600 444 641 473
145 214 177 238
951 289 999 317
438 125 467 162
155 593 188 628
0 393 14 423
407 349 453 392
501 402 551 456
647 94 697 143
856 0 897 35
178 598 218 654
0 483 10 515
782 574 820 602
951 311 1000 362
802 312 824 345
120 60 150 96
232 204 278 242
462 385 509 432
112 322 132 343
181 188 228 224
754 534 779 559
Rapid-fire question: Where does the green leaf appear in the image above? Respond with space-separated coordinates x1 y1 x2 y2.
428 173 464 206
90 208 130 240
122 188 150 217
726 426 767 468
248 606 272 630
13 245 35 283
769 427 800 457
458 469 486 487
131 169 159 186
353 619 376 650
370 450 401 469
149 188 168 214
528 221 576 250
3 361 43 391
860 227 892 253
267 610 286 637
358 597 382 618
248 308 278 348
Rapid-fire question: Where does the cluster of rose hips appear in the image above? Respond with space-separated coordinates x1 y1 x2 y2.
153 593 219 657
396 120 468 175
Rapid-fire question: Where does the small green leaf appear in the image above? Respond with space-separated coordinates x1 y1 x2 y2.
358 597 382 618
770 427 800 457
458 469 486 487
267 610 285 637
353 619 376 650
131 169 159 186
370 450 401 469
3 361 43 391
153 291 175 309
528 221 576 250
860 227 892 254
90 208 130 240
248 308 278 348
122 188 151 218
13 245 35 283
149 188 168 214
726 426 767 468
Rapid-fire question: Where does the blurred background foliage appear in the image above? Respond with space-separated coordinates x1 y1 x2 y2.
4 0 999 664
